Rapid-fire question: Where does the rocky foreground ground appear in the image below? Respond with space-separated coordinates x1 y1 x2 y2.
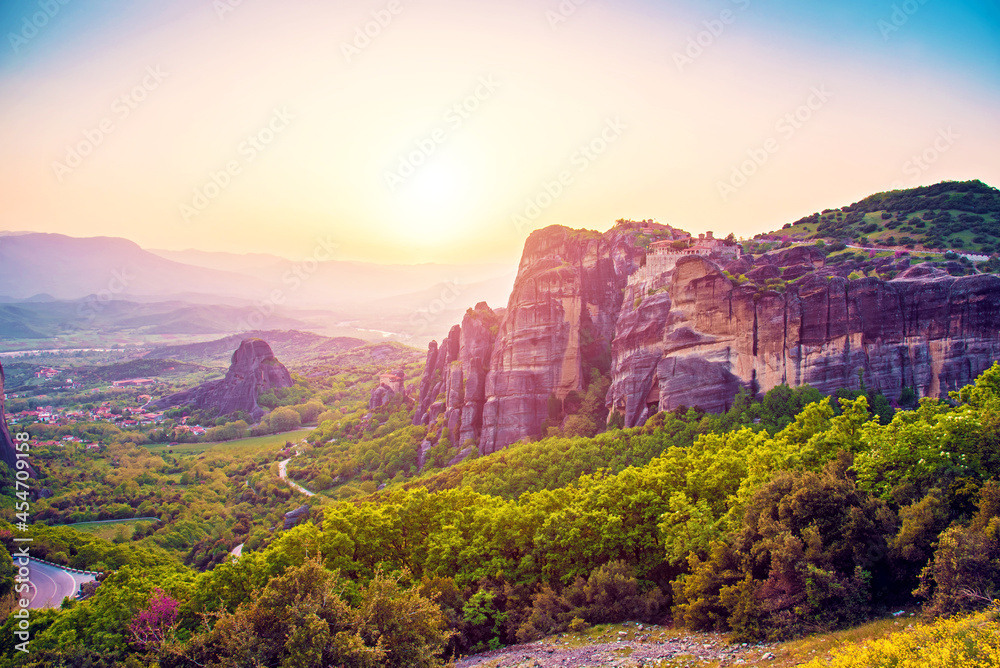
455 623 778 668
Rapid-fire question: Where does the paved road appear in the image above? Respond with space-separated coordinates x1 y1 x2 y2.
16 559 96 609
278 458 315 497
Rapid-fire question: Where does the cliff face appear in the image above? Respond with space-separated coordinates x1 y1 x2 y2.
478 225 647 452
152 338 293 421
609 256 1000 425
414 223 1000 454
412 302 502 449
413 224 659 452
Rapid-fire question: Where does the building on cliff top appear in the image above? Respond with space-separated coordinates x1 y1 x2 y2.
370 369 407 410
630 231 741 288
378 370 405 394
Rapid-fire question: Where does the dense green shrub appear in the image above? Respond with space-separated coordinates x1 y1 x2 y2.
916 480 1000 616
516 560 666 641
673 458 895 640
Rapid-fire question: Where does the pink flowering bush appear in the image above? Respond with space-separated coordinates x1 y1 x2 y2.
128 588 179 651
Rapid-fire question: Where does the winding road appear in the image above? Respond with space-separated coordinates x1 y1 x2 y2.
278 458 315 497
14 558 96 609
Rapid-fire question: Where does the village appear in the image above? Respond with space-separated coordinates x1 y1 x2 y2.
5 366 209 450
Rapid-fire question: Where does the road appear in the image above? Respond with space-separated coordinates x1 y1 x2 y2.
278 458 315 497
16 558 96 609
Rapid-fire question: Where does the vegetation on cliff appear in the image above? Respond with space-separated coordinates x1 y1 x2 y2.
770 180 1000 262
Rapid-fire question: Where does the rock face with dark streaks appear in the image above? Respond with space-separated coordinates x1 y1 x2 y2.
411 221 1000 455
608 256 1000 425
152 338 293 422
413 223 665 452
478 225 647 452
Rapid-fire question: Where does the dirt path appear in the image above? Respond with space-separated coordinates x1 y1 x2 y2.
455 624 775 668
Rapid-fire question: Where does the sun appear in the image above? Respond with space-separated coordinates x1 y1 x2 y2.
389 152 480 242
409 159 466 208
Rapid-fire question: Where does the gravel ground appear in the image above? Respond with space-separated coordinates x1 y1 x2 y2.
455 623 777 668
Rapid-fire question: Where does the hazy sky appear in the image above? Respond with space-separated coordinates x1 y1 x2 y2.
1 0 998 264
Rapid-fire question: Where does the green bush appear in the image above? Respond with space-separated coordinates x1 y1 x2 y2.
916 481 1000 616
672 458 895 641
516 561 666 641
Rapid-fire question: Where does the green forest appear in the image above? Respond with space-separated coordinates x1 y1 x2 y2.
770 180 1000 264
1 361 999 666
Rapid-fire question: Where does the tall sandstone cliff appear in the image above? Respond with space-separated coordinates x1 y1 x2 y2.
413 224 1000 454
610 256 1000 426
414 224 653 452
152 338 293 421
412 302 503 448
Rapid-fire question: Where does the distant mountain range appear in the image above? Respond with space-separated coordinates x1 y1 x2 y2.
0 232 516 347
0 232 514 306
11 179 993 353
0 299 307 339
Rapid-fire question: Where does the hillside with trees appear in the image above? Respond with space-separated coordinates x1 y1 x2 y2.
763 180 1000 264
1 361 999 666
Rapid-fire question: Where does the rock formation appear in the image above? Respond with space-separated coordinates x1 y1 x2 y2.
152 338 293 421
412 302 502 448
478 225 649 452
369 369 406 410
413 221 1000 455
610 255 1000 425
414 223 669 452
283 505 310 530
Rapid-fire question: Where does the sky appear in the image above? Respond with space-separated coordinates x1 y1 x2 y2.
0 0 998 265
